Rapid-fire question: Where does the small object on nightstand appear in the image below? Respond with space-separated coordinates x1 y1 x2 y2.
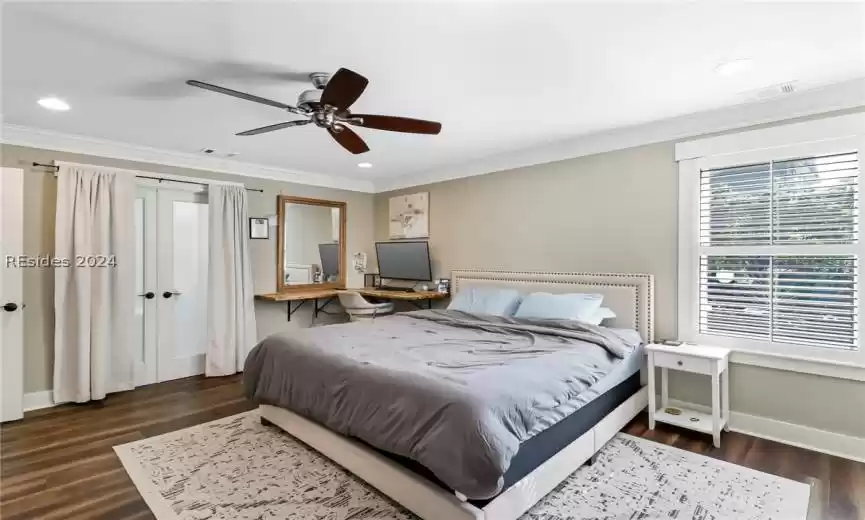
646 343 731 448
656 339 699 347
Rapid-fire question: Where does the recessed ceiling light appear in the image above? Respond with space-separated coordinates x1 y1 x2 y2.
37 97 70 111
357 162 372 168
715 58 754 76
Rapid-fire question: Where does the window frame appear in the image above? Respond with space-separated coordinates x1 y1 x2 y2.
677 114 865 375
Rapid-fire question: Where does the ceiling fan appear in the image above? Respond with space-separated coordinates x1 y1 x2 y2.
186 68 441 154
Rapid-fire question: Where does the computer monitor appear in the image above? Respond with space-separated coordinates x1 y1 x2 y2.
318 243 340 279
375 241 432 281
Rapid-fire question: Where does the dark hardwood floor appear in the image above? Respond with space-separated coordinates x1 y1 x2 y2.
1 375 863 519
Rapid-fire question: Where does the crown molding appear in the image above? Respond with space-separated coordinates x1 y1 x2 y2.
0 124 375 193
675 112 865 161
373 77 865 193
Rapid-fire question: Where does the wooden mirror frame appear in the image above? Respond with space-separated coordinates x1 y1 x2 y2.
276 195 347 293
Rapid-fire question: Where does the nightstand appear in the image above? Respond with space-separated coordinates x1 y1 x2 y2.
646 343 731 448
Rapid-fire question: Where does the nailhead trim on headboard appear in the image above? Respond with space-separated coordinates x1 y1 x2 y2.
450 270 655 342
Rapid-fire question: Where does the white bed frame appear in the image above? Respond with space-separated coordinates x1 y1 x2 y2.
261 270 654 520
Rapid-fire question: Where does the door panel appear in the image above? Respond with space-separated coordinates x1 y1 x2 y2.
1 168 24 422
157 190 208 381
134 188 158 386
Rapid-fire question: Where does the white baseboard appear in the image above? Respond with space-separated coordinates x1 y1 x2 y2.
666 398 865 464
22 390 55 412
170 354 205 380
21 357 205 413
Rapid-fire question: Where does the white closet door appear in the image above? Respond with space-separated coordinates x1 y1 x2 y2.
133 187 158 386
157 189 209 381
1 168 24 422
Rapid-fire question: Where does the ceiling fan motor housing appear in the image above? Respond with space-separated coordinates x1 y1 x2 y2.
297 89 322 111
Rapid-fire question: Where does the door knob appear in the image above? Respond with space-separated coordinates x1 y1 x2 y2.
137 292 156 299
3 302 18 312
162 291 181 299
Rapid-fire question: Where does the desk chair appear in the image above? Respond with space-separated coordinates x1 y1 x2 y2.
336 291 395 321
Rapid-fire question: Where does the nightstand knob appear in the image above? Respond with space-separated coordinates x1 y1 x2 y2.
677 360 683 366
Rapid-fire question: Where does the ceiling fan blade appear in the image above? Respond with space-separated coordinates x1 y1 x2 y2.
351 114 441 135
327 125 370 154
187 80 297 111
320 68 368 110
236 120 311 136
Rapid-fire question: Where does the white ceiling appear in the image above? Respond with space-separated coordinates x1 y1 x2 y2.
3 2 864 188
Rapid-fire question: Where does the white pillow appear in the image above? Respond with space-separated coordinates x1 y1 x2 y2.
583 307 617 326
513 292 604 321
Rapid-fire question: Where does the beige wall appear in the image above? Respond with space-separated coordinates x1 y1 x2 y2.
373 112 865 438
376 142 679 335
1 144 375 393
5 108 865 438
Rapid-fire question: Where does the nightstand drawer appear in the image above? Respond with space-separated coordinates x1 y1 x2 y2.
652 351 712 374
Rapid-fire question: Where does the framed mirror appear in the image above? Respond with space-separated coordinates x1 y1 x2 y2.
276 195 347 292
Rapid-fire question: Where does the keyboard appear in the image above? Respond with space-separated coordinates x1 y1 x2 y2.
375 286 413 292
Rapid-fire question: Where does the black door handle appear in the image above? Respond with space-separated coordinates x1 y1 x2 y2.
163 291 172 299
3 303 18 312
138 291 155 299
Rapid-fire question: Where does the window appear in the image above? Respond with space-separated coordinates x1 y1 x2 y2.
677 114 865 369
700 153 859 350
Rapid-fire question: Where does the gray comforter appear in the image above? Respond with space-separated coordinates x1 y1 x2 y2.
244 310 638 499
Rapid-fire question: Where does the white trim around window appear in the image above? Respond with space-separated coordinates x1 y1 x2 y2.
678 113 865 381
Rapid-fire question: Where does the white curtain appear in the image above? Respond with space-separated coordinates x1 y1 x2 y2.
206 185 257 376
54 163 136 403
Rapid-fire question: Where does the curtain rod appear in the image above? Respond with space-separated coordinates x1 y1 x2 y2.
32 162 264 193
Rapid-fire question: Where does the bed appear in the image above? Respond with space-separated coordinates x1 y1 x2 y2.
248 270 653 520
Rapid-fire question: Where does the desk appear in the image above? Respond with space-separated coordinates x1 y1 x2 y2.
256 288 340 323
256 288 449 322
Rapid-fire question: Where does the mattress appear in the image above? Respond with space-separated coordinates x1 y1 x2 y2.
370 342 644 504
479 372 641 505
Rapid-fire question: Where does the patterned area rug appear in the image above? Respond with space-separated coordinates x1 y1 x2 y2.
114 410 811 520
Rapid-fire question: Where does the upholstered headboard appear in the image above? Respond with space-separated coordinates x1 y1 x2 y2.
451 270 655 342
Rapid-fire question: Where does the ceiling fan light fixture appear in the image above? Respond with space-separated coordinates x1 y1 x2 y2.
357 162 372 169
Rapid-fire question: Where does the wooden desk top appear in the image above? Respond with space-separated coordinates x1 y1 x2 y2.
256 288 449 302
255 288 338 301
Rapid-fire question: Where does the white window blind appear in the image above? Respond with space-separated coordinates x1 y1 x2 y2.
698 152 860 350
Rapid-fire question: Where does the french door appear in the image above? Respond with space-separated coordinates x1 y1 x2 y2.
134 185 209 386
1 168 24 422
